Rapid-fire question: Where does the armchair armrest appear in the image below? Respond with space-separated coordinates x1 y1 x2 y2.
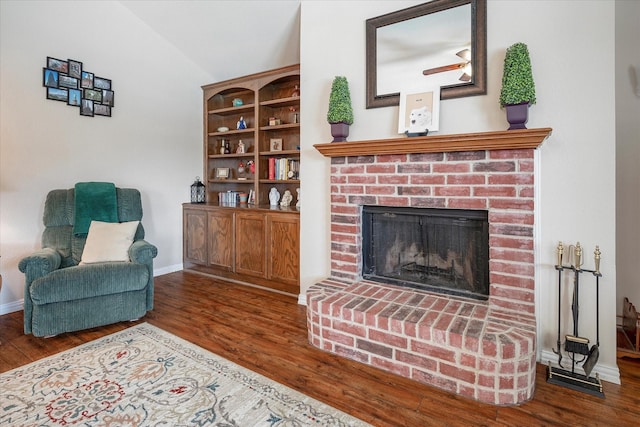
129 240 158 264
18 247 62 280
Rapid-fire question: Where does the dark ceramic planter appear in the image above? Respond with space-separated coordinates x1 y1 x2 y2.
330 122 350 142
505 102 530 130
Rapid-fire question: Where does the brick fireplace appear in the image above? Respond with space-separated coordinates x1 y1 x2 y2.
308 129 552 405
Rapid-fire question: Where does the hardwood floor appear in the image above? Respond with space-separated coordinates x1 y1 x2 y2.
1 271 639 426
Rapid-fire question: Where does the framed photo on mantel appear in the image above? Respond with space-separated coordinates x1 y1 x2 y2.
398 87 440 135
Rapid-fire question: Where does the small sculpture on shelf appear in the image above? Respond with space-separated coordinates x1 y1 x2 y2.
237 116 247 129
280 190 293 207
237 161 247 180
269 187 280 207
247 160 255 175
291 84 300 97
236 140 245 154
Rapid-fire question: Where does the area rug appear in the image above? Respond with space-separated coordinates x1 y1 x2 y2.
0 323 370 426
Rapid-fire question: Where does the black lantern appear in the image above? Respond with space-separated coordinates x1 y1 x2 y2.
190 177 205 203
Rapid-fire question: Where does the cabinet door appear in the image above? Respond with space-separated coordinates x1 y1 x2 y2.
183 208 207 265
208 210 234 270
235 212 267 278
268 213 299 286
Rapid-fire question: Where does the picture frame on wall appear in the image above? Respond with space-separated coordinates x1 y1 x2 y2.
43 56 114 118
46 87 67 102
397 87 440 135
84 88 102 102
58 75 79 89
67 89 82 106
47 57 68 74
94 104 111 117
43 68 59 88
81 71 94 89
102 90 114 107
270 138 283 151
94 76 111 90
80 98 94 117
68 59 82 79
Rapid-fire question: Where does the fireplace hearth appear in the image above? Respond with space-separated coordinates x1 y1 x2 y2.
309 129 552 405
362 206 489 300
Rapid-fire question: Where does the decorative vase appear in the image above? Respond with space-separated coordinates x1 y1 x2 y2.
505 102 529 130
330 122 350 142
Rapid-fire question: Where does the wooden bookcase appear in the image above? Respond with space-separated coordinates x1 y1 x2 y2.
183 65 300 295
202 64 300 205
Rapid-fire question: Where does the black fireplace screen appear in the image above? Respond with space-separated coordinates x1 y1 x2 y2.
362 206 489 300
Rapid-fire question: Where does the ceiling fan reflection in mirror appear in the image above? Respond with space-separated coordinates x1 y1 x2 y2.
422 49 471 82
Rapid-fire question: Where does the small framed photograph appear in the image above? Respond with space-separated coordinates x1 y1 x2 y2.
80 98 94 117
81 71 94 89
94 104 111 117
43 68 59 88
58 74 79 89
94 76 111 90
46 87 67 102
67 89 82 106
47 57 68 73
84 88 102 102
216 167 230 179
68 59 82 78
102 90 114 107
398 87 440 134
270 138 283 151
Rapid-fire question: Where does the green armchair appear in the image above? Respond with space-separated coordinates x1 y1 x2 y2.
19 187 157 337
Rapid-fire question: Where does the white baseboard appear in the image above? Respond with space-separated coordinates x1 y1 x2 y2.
298 293 306 306
540 348 620 385
154 263 183 276
0 299 23 315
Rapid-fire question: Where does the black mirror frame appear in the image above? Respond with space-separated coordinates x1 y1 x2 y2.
366 0 487 109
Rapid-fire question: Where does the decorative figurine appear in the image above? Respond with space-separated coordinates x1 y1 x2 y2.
269 187 280 206
247 160 255 174
236 140 245 153
237 161 246 180
291 84 300 97
237 116 247 129
280 190 293 207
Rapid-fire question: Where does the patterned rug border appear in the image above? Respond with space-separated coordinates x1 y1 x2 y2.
1 322 371 426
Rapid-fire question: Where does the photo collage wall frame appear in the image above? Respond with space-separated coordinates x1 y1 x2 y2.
43 57 114 117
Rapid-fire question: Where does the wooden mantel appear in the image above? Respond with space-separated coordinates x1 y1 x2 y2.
314 128 552 157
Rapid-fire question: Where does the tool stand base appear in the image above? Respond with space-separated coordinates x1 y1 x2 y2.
547 365 604 398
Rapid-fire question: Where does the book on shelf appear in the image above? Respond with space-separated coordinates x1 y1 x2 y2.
218 191 240 205
267 157 300 180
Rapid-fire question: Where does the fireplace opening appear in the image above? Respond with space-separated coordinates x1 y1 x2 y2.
362 206 489 300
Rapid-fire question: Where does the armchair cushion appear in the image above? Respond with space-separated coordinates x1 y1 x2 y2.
80 220 139 264
29 262 149 305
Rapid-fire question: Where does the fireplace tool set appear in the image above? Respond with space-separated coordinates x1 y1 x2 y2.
547 241 604 397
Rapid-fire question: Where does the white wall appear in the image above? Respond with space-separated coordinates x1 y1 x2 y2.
300 1 619 382
616 1 640 313
0 1 212 310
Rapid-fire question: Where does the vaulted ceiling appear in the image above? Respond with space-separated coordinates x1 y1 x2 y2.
119 0 301 82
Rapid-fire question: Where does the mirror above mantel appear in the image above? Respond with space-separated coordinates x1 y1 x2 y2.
366 0 487 109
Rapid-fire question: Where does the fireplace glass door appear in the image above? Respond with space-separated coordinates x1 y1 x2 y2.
362 206 489 300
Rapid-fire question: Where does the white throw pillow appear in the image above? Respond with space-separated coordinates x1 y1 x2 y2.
80 220 140 264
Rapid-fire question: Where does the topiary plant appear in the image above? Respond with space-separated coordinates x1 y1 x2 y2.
327 76 354 125
499 42 536 108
